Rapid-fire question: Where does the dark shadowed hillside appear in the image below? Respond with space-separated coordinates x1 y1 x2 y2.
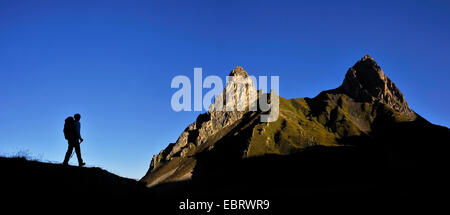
0 157 150 208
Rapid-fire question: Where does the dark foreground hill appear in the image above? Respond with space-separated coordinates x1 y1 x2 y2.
0 157 157 211
0 157 147 195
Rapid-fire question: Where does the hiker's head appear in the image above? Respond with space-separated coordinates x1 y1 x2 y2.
74 113 81 121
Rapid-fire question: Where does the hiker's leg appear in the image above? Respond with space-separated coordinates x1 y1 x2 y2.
74 144 83 165
63 144 73 164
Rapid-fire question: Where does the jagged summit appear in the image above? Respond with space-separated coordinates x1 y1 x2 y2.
361 54 376 62
341 55 386 99
229 66 249 77
338 55 413 117
144 66 258 186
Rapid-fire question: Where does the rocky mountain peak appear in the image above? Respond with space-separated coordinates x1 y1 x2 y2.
339 55 414 117
146 66 257 178
229 66 249 77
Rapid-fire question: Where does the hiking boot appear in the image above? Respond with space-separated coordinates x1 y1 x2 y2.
79 162 86 167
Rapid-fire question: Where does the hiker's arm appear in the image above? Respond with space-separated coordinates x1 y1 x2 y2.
78 128 83 142
76 123 83 142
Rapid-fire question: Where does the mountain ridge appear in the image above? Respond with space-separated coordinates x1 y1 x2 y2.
141 55 438 188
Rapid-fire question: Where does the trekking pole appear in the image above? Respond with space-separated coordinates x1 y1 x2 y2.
69 150 74 160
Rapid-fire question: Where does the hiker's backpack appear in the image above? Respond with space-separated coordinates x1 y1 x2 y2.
63 117 74 140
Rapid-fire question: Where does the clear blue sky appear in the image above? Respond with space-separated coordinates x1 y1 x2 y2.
1 0 449 179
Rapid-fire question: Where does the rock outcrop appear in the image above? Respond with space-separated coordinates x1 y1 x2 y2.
338 55 414 118
147 66 258 179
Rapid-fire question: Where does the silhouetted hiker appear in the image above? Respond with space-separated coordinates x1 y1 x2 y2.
63 114 85 167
